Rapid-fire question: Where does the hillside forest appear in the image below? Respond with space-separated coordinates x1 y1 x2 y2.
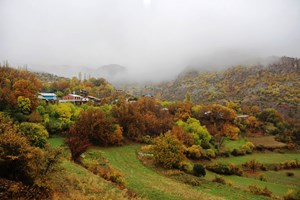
0 58 299 200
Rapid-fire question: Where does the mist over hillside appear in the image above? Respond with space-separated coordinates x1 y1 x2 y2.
1 0 300 82
121 56 300 117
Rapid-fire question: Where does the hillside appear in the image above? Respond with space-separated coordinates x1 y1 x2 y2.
127 57 300 118
33 71 69 83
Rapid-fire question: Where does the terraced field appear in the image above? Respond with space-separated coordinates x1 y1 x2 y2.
215 152 300 165
100 145 270 200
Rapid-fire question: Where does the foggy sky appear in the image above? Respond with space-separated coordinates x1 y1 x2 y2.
0 0 300 82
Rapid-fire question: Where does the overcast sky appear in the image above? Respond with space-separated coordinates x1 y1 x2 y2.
0 0 299 81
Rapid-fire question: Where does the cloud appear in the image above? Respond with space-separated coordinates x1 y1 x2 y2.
0 0 299 82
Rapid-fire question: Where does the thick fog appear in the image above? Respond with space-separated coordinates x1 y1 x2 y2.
0 0 300 82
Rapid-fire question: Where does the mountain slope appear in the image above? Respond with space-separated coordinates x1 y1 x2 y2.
128 57 300 118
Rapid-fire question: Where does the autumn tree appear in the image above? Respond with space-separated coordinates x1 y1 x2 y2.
168 101 192 121
19 122 49 148
221 124 240 140
169 126 194 147
112 97 173 140
193 104 237 145
65 127 90 163
70 108 123 146
176 117 212 148
153 132 186 169
0 113 62 188
0 67 41 112
258 108 286 135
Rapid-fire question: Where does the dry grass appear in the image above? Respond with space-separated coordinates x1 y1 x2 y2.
246 136 286 148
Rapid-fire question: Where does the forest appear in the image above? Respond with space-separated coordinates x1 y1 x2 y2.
0 63 299 200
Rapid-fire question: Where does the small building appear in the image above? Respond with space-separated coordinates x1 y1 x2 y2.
60 93 87 104
87 95 101 103
63 94 83 101
143 93 154 98
38 93 57 102
237 115 250 119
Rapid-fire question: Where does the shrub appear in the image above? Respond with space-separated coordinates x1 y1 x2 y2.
19 122 49 148
231 141 255 156
259 175 267 181
178 161 194 173
242 142 255 153
185 145 204 159
242 159 263 172
218 151 230 157
183 178 201 186
193 164 206 177
229 163 243 176
212 175 226 184
153 132 186 169
248 184 272 197
286 172 295 177
207 163 242 176
280 160 300 169
231 148 246 156
88 164 125 186
205 149 216 158
141 135 154 144
140 145 154 153
283 189 300 200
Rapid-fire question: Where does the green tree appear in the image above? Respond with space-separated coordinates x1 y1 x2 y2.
17 96 31 114
19 122 49 148
176 117 212 148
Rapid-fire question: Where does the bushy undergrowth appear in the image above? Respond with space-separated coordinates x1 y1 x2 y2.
242 159 265 172
283 189 300 200
207 163 243 176
193 164 206 177
248 184 272 197
83 153 125 186
231 142 255 156
212 175 232 186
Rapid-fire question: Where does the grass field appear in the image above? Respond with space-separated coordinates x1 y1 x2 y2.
262 169 300 189
48 136 299 199
246 136 286 148
215 152 300 165
222 174 293 197
48 136 128 199
100 145 272 200
100 145 222 200
48 135 65 147
222 138 247 151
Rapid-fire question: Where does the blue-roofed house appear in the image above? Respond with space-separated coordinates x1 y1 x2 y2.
142 93 154 98
38 93 57 101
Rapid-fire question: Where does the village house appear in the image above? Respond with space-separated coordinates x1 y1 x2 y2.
87 95 101 104
59 93 88 104
143 93 154 97
38 93 57 103
237 115 250 119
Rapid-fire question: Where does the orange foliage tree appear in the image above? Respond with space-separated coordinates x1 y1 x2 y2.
0 67 41 112
70 108 123 146
222 123 240 140
112 97 173 140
